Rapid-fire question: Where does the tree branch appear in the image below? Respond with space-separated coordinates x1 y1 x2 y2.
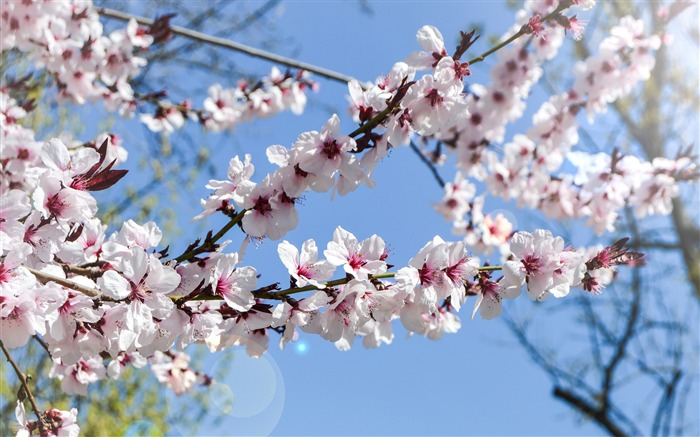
229 0 281 34
171 209 247 263
25 266 103 298
409 140 446 188
1 340 47 435
466 2 569 65
651 369 683 437
32 335 52 358
599 226 642 412
553 387 628 437
95 7 361 85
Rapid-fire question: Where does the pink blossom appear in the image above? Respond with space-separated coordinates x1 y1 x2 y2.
32 176 97 223
210 253 257 312
324 227 388 280
240 175 298 239
15 401 80 437
400 303 461 340
272 290 331 349
405 25 448 70
403 57 468 137
150 351 199 395
0 274 44 349
294 115 367 188
503 230 585 301
196 154 256 220
320 279 373 350
434 172 476 222
50 357 106 396
278 239 335 287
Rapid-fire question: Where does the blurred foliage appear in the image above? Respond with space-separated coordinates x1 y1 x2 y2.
1 342 173 436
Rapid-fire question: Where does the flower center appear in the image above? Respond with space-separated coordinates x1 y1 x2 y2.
521 254 542 275
321 139 342 160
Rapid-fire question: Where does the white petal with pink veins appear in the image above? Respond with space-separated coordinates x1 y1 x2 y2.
97 270 130 300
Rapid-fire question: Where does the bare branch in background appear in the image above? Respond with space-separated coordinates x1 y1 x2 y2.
506 3 699 434
96 6 360 84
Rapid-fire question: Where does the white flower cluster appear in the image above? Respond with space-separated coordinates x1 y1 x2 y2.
1 0 152 110
2 0 316 137
201 67 317 132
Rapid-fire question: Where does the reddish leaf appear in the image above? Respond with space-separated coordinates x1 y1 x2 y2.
83 169 128 191
84 138 110 178
65 223 84 242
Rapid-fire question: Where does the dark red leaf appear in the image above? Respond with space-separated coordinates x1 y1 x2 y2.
84 138 110 178
66 224 84 242
83 169 128 191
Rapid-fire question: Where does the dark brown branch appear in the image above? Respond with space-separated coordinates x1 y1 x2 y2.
553 387 628 437
502 314 599 400
409 140 446 188
651 369 682 437
32 335 51 358
599 223 642 413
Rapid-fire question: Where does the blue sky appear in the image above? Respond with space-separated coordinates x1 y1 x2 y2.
84 1 697 436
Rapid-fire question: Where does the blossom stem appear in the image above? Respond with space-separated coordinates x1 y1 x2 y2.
466 3 569 65
177 263 505 302
348 102 398 139
253 272 397 299
61 264 103 279
0 340 48 435
409 140 446 187
172 209 247 263
253 266 502 299
211 209 248 244
466 30 526 66
32 335 52 358
479 265 503 271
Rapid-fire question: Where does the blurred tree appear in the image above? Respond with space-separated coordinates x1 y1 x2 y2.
504 2 699 435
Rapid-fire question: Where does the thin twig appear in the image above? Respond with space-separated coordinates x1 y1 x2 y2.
597 208 643 414
553 387 628 437
466 3 568 66
348 101 399 138
32 335 52 358
409 140 446 188
466 29 526 66
229 0 281 33
178 265 503 301
1 340 47 435
253 272 396 300
651 369 682 437
171 209 247 263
